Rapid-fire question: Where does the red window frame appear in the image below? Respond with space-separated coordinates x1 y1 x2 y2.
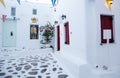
100 15 114 44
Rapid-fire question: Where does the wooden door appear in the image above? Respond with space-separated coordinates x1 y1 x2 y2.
57 25 60 51
2 19 17 47
64 22 70 44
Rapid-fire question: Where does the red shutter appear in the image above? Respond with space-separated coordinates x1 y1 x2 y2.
57 25 60 51
100 15 114 44
64 22 70 44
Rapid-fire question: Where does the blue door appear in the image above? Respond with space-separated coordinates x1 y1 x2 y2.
2 19 17 47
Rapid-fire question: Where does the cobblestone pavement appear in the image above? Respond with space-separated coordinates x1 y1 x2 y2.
0 51 69 78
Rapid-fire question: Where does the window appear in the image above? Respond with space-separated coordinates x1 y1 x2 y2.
100 15 114 44
33 9 37 15
11 7 16 16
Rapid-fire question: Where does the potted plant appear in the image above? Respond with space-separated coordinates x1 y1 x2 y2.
40 22 54 45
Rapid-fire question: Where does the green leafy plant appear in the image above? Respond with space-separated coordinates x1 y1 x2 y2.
40 22 54 44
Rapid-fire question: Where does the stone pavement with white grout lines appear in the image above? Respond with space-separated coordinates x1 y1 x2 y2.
0 49 71 78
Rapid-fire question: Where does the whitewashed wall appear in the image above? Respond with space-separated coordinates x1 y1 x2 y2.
0 0 53 50
86 0 120 69
0 0 88 60
53 0 87 60
53 0 87 77
1 0 120 77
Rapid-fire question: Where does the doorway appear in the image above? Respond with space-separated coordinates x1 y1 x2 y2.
57 25 60 51
2 19 17 47
64 22 70 44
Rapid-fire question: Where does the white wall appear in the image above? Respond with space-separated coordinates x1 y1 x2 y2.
52 0 88 77
0 0 53 50
86 0 120 69
0 0 88 60
86 0 101 67
0 24 1 50
1 0 120 76
1 0 120 78
53 0 87 60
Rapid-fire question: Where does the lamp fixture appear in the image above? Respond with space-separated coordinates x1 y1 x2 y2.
54 21 58 25
61 14 66 20
105 0 113 10
109 0 113 4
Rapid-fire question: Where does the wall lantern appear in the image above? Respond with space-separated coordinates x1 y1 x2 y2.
105 0 113 10
31 17 38 23
61 14 66 20
54 21 58 25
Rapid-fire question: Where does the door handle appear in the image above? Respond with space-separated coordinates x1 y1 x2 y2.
10 32 13 36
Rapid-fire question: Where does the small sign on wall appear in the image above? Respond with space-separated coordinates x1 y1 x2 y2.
103 29 111 40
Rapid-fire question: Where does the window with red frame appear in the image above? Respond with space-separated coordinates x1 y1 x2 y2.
100 15 114 44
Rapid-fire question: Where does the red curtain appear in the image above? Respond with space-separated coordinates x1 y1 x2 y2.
64 22 70 44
